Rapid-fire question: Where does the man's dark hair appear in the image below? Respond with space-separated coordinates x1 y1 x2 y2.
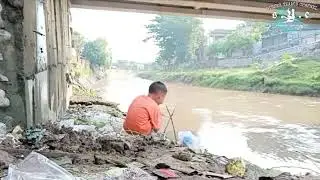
149 81 167 94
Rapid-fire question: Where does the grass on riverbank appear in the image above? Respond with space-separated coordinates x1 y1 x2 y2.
138 58 320 96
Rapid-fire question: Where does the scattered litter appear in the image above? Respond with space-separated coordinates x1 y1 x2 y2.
152 169 179 179
6 152 76 180
226 158 246 177
11 126 23 140
178 131 200 151
104 167 156 180
172 151 193 162
155 163 170 169
59 119 75 128
25 128 46 145
73 125 96 133
203 172 233 179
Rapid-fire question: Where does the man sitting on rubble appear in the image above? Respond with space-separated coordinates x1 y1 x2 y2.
123 81 167 135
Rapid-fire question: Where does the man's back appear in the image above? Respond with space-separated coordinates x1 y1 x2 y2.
123 95 161 135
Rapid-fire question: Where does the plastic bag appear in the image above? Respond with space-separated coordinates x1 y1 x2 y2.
178 131 200 151
6 152 76 180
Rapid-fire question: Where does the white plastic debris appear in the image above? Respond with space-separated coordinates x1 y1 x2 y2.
73 125 96 133
59 119 75 128
104 167 156 180
6 152 76 180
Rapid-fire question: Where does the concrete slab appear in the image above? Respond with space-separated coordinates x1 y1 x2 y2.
34 71 49 125
0 89 10 108
0 30 11 41
0 73 9 82
25 79 34 128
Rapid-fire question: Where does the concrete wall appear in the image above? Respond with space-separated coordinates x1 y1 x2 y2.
0 0 72 129
201 41 320 69
0 0 25 130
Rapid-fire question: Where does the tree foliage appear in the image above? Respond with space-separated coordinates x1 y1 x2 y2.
82 38 112 67
72 31 86 56
145 15 205 69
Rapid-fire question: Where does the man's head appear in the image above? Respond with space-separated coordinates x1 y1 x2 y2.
148 81 167 105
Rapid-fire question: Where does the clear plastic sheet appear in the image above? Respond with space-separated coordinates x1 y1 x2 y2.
6 152 76 180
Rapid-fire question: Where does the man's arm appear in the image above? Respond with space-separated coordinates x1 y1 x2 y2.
150 106 162 133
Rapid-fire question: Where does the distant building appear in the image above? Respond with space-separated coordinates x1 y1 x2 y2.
208 29 233 44
261 25 320 53
113 60 146 70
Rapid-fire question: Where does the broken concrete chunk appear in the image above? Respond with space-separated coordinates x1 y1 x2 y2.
0 96 10 108
0 90 10 107
0 73 8 82
0 30 11 41
0 122 6 139
1 133 20 148
0 89 4 97
51 156 73 166
0 3 3 29
12 125 23 140
2 115 14 132
0 16 3 29
0 150 14 169
0 53 3 61
172 151 193 162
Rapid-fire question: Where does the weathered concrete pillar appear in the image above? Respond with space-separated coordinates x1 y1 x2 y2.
0 0 72 129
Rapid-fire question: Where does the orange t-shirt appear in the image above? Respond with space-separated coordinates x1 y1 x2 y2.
123 95 161 135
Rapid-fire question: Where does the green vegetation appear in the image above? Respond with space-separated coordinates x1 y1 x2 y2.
139 57 320 96
142 16 319 96
73 63 93 78
144 15 267 68
72 31 86 56
74 118 106 128
82 38 112 67
72 31 112 68
72 85 97 98
145 15 205 70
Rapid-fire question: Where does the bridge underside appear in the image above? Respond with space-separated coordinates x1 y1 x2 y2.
71 0 320 24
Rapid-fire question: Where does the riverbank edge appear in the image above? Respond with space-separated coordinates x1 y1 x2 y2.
137 70 320 97
63 82 317 179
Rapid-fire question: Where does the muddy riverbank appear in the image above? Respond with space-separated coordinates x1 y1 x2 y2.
98 70 320 175
0 94 318 179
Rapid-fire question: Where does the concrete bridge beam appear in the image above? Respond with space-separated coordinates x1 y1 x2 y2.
71 0 320 24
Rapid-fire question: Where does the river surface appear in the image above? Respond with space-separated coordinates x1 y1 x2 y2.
95 70 320 175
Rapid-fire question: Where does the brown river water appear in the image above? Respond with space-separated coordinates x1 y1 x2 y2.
95 70 320 175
